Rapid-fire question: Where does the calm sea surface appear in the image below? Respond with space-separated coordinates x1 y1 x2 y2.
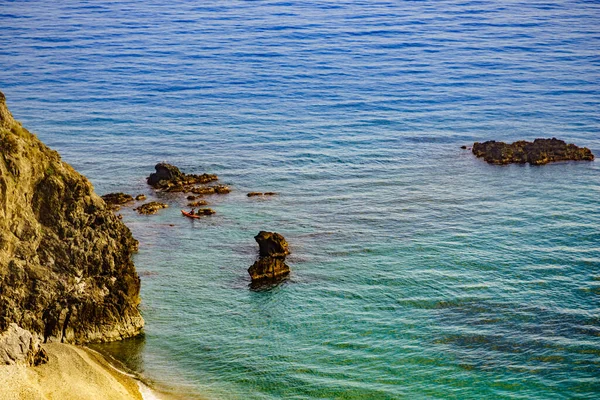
1 1 599 398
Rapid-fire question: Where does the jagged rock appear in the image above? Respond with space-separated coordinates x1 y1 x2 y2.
472 138 595 165
134 201 168 215
101 193 134 211
0 323 47 366
146 163 184 186
248 231 290 282
147 163 218 190
135 194 146 201
0 92 143 349
255 231 290 258
248 257 290 282
187 200 208 207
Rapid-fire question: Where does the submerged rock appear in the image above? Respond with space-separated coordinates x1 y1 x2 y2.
472 138 594 165
247 192 278 197
248 231 290 282
135 194 146 201
134 201 168 215
187 200 208 207
0 92 143 360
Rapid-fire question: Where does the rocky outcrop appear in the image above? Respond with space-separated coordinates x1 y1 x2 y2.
248 231 290 282
101 192 134 210
134 201 168 215
472 138 595 165
0 92 143 365
146 163 231 198
147 163 218 191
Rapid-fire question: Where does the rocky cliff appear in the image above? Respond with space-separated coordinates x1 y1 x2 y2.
0 92 143 364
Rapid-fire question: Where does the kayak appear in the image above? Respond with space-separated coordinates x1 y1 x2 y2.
181 210 202 219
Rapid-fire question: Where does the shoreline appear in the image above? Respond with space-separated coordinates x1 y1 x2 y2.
0 343 159 400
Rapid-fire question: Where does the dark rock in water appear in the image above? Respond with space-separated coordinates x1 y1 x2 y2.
248 231 290 282
187 200 208 207
248 257 290 282
248 192 278 197
146 163 184 186
135 194 146 201
187 195 200 200
101 192 134 206
147 163 218 190
472 138 595 165
460 145 467 149
214 185 231 194
0 92 143 363
195 208 216 216
134 201 168 215
189 186 215 195
255 231 290 258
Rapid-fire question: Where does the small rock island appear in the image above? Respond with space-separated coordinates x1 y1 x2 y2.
248 231 291 282
472 138 594 165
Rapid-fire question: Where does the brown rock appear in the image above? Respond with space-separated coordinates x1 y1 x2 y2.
135 194 146 201
255 231 290 258
247 192 262 197
188 200 208 207
248 231 291 283
134 202 168 215
101 192 134 206
472 138 595 165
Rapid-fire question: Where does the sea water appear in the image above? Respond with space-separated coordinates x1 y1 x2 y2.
1 1 599 399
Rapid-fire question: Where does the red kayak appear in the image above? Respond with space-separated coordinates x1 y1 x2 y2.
181 210 202 219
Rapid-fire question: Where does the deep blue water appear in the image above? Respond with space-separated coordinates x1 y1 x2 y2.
1 1 600 399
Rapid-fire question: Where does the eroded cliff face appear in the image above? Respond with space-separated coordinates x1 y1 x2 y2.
0 92 143 363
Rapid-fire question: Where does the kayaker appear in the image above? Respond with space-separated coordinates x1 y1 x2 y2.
189 208 195 215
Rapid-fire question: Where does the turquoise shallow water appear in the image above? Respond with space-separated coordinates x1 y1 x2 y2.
2 1 600 398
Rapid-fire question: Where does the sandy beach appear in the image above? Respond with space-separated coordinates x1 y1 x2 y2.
0 343 144 400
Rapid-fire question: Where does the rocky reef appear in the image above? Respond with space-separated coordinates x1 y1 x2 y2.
472 138 595 165
101 192 134 211
147 163 218 191
134 201 168 215
248 231 290 282
0 92 143 365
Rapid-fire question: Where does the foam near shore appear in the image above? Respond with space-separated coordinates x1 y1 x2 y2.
0 343 150 400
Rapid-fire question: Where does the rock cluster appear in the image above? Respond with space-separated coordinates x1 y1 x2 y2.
134 201 168 215
0 92 143 365
472 138 595 165
248 231 290 282
147 163 219 192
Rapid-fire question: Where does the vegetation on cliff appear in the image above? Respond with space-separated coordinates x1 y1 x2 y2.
0 92 143 364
